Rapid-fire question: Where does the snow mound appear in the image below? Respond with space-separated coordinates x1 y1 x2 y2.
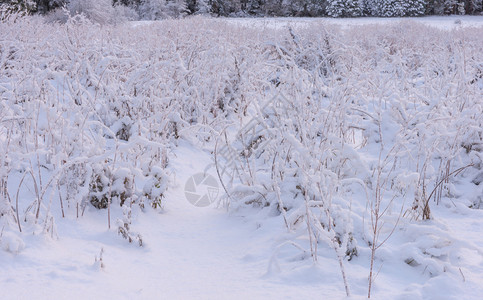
1 231 25 254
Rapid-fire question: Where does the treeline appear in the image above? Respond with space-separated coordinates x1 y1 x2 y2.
2 0 483 19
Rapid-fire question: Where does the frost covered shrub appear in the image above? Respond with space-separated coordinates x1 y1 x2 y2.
214 27 366 294
113 3 139 21
88 165 134 209
117 204 143 246
139 0 169 20
62 0 138 24
0 15 268 233
0 14 173 233
138 0 187 19
208 21 482 297
142 166 168 209
67 0 114 24
88 165 112 209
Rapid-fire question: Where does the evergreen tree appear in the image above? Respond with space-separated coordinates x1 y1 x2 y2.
196 0 211 14
361 0 376 16
262 0 285 16
470 0 483 14
287 0 309 16
306 0 325 16
1 0 37 14
457 1 466 14
34 0 65 13
185 0 211 14
375 0 409 17
326 0 363 17
441 0 458 14
244 0 263 15
165 0 188 17
210 0 229 16
406 0 427 16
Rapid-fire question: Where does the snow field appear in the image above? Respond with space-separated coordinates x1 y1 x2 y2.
1 14 483 299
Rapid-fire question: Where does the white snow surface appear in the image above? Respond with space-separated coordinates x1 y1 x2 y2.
2 141 483 299
0 143 347 299
225 15 483 30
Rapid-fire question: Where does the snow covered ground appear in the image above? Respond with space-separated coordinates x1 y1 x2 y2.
0 142 349 299
1 15 483 300
226 15 483 30
2 140 482 299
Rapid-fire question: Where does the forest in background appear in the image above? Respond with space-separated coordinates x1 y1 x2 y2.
3 0 483 20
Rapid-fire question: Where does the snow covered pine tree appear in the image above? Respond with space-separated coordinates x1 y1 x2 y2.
327 0 363 17
407 0 428 16
373 0 427 17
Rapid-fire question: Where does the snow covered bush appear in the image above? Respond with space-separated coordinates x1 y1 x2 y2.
57 0 139 24
0 231 25 254
0 13 174 237
117 204 143 246
139 0 187 19
139 0 169 20
209 21 482 297
67 0 115 24
142 166 168 209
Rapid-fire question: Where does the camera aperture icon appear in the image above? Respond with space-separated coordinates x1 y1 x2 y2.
184 173 219 207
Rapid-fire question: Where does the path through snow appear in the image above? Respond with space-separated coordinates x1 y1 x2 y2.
1 142 343 299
